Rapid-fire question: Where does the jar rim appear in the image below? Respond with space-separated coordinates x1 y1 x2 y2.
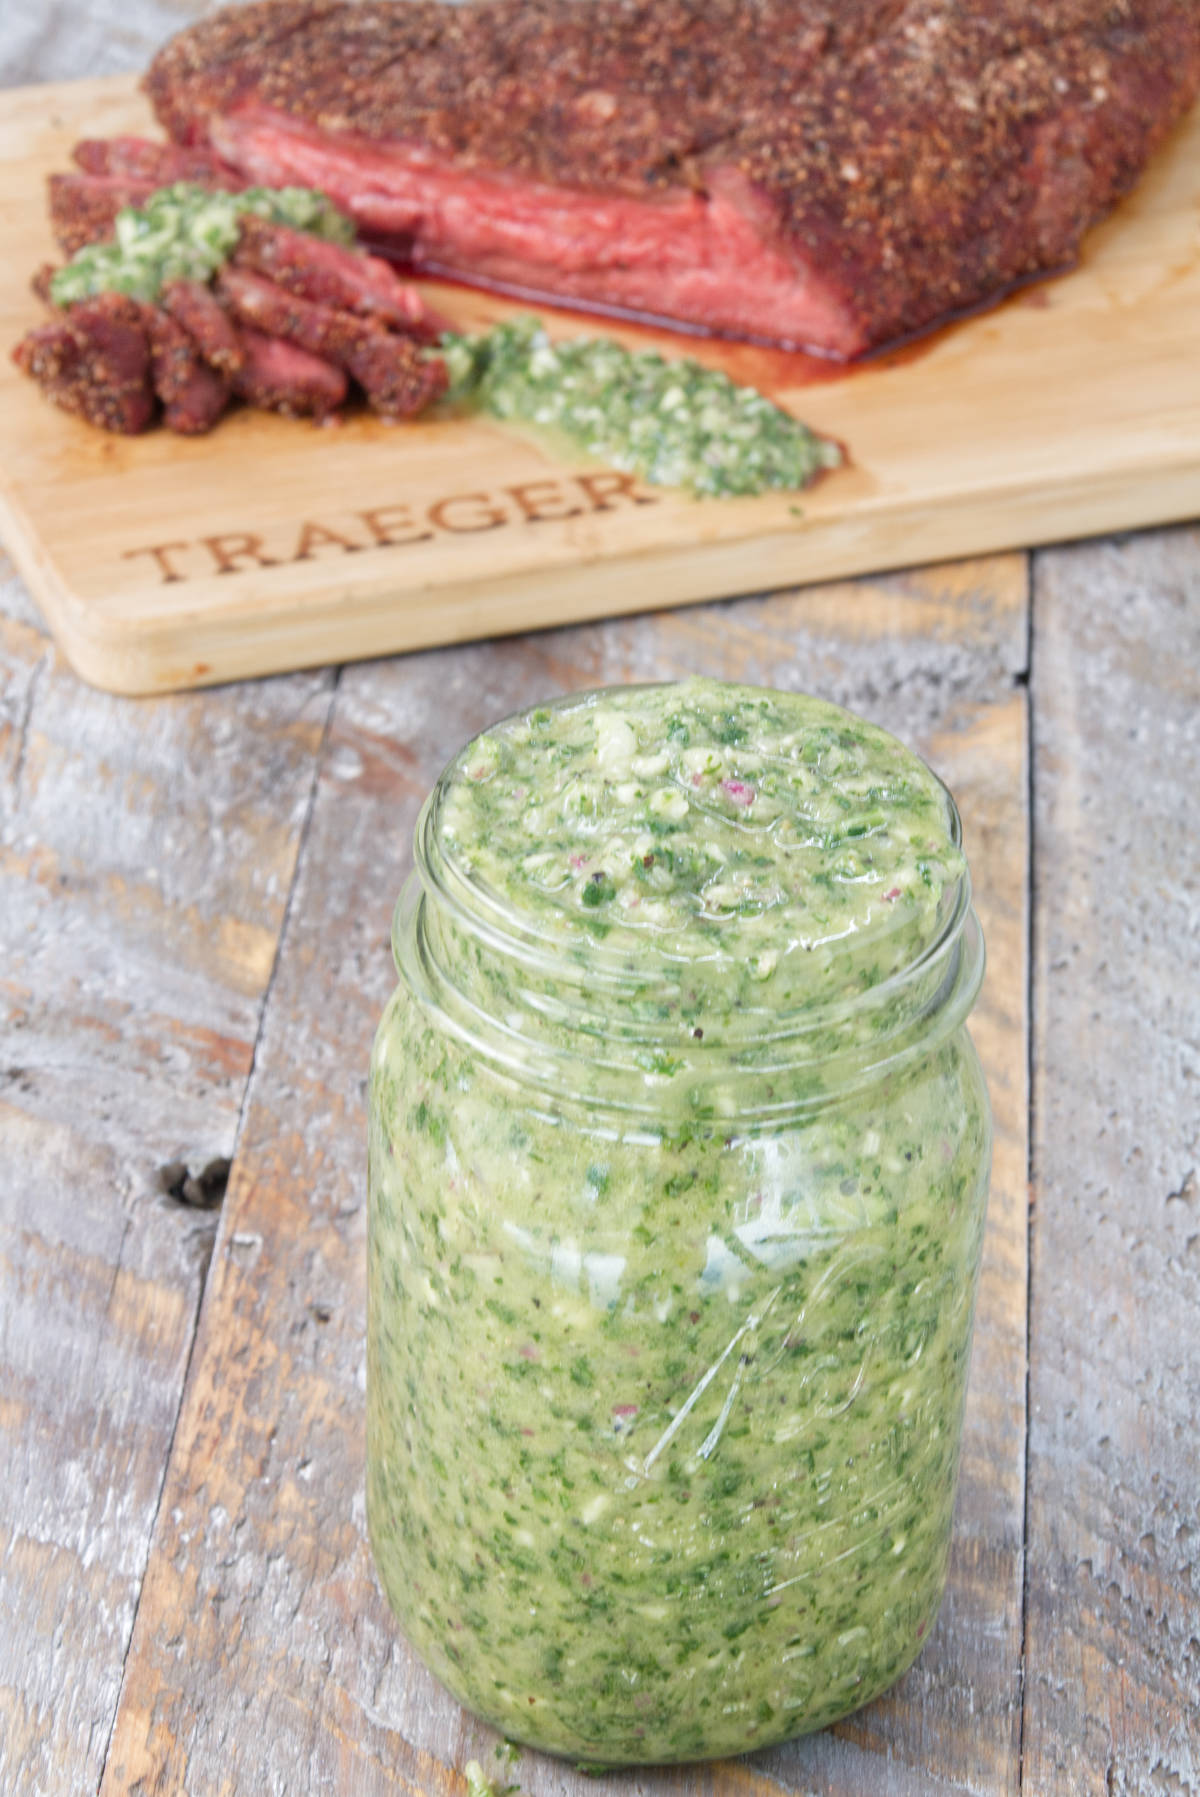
420 681 968 997
393 877 984 1124
393 682 986 1123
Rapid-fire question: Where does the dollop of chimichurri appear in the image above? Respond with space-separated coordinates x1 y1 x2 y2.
441 317 841 497
49 181 355 306
367 681 991 1764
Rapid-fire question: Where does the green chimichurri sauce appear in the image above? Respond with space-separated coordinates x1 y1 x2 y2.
441 317 841 497
48 181 355 306
368 682 990 1764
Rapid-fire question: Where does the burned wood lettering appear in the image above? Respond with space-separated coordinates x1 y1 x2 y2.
120 472 659 584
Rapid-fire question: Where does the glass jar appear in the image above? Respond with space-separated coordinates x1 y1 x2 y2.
367 681 991 1766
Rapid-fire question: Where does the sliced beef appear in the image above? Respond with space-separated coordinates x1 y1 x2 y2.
48 171 158 256
340 329 448 418
144 0 1200 356
161 278 245 374
216 265 445 415
12 293 157 433
233 214 442 339
217 264 361 358
19 245 441 434
50 145 245 257
16 293 345 431
72 135 243 185
17 213 447 431
231 325 348 417
147 309 232 432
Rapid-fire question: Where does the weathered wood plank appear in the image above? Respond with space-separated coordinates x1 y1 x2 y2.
774 688 1030 1797
1023 526 1200 1794
0 545 335 1797
102 560 1030 1797
0 1 211 86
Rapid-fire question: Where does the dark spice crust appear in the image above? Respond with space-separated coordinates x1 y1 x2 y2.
12 294 158 434
739 0 1200 338
48 173 156 257
216 264 448 416
147 309 232 433
145 0 1200 351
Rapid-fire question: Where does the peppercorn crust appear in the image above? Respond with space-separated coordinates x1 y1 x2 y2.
144 0 1200 352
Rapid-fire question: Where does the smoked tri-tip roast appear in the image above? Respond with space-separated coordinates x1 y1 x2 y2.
141 0 1200 357
16 0 1200 435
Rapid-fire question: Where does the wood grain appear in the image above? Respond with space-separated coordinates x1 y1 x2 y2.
0 544 336 1797
2 78 1200 692
1023 527 1200 1794
101 561 1030 1796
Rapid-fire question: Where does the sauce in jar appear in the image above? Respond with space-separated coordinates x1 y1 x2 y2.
368 679 991 1764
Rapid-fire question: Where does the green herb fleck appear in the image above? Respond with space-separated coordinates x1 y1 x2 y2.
581 871 616 908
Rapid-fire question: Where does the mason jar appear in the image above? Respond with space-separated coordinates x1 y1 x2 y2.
367 679 991 1766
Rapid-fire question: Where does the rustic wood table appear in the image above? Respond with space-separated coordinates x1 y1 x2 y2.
3 12 1199 1796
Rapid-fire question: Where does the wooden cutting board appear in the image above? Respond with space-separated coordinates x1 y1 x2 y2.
2 75 1199 695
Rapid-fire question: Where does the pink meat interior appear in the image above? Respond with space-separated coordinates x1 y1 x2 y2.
210 108 862 356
